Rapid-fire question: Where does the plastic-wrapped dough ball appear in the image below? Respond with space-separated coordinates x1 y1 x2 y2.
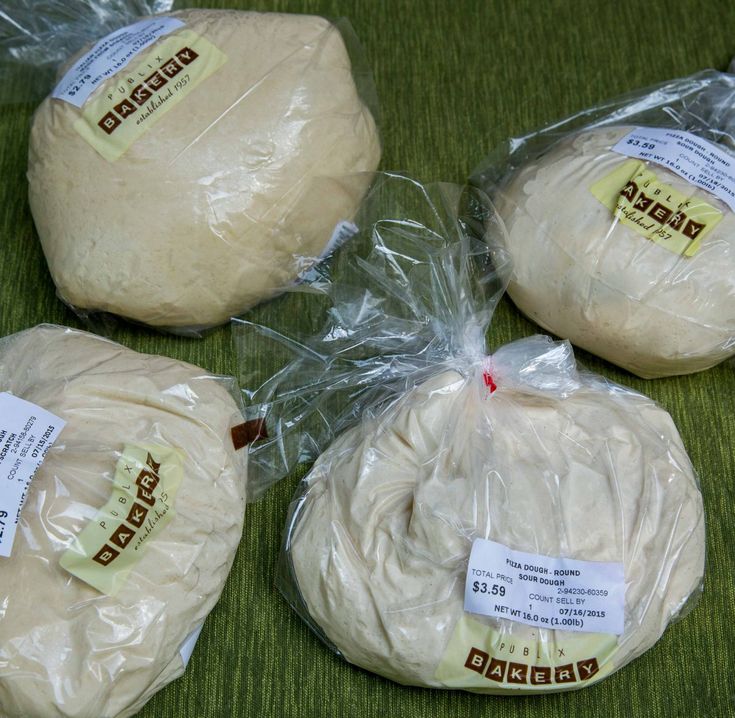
0 325 248 718
492 126 735 378
283 338 705 692
28 10 381 331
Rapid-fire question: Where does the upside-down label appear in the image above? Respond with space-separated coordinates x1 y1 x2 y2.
434 615 617 692
590 159 723 256
73 29 227 162
60 444 183 595
0 393 66 558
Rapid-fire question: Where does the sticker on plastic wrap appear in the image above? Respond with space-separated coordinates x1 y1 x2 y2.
434 615 617 692
296 221 359 284
464 538 625 635
179 624 204 667
0 393 66 558
590 159 723 256
52 17 185 107
60 444 183 596
73 29 227 162
612 127 735 212
322 221 360 258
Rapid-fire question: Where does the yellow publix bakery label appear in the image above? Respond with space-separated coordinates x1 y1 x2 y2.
590 159 723 257
60 444 183 596
73 28 227 162
434 615 617 692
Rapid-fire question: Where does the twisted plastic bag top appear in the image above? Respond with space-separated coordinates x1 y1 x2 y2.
234 173 512 498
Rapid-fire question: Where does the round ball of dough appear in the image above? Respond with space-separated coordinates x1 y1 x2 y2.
493 126 735 378
286 358 704 692
28 10 381 330
0 325 247 718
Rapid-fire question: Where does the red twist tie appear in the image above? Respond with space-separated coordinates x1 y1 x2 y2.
482 371 497 393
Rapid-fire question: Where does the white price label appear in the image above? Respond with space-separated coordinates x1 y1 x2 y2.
52 17 185 107
464 539 625 635
613 127 735 212
0 393 66 557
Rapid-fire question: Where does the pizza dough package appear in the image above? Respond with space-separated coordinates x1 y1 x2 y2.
9 2 380 333
471 70 735 378
0 325 249 718
234 174 705 693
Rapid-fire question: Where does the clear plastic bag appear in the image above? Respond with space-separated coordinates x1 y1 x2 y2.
7 3 381 335
234 173 705 693
0 324 250 718
471 70 735 378
235 173 510 499
0 0 174 103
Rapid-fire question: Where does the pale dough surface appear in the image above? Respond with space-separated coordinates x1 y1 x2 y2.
28 10 381 329
495 126 735 378
289 364 704 691
0 325 247 718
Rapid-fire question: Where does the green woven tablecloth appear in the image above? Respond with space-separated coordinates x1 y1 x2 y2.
1 1 733 716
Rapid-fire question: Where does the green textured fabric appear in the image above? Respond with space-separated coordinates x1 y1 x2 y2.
1 1 734 717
